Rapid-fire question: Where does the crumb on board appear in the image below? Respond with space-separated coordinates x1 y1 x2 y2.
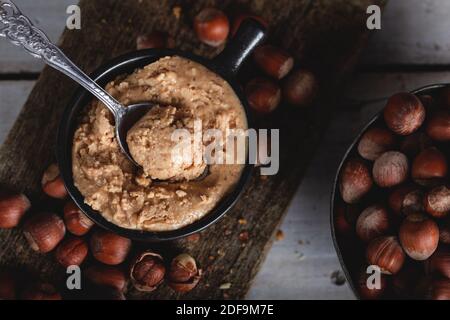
239 231 249 242
172 5 182 19
238 218 247 225
330 270 346 286
219 282 232 290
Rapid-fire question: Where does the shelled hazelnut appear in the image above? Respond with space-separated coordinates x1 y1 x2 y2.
41 164 67 199
399 213 439 261
339 158 373 204
366 236 405 275
424 185 450 219
129 251 165 292
253 45 294 79
357 127 397 161
21 282 61 300
372 151 409 187
23 212 65 253
0 191 30 228
356 205 390 242
55 236 88 267
383 92 425 135
167 253 202 293
0 271 16 300
194 8 229 47
388 184 424 216
136 31 175 50
90 229 131 265
357 268 387 300
245 77 281 114
426 110 450 142
85 264 128 292
63 201 94 236
282 69 318 108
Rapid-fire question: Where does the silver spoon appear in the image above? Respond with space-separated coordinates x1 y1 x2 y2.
0 0 149 166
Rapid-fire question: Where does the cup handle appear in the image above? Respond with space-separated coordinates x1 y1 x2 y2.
213 18 266 76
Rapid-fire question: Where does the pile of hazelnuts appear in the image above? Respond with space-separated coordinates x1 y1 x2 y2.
136 7 319 113
335 89 450 300
0 164 201 300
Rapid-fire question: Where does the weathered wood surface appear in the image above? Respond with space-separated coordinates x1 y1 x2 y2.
0 0 384 299
362 0 450 66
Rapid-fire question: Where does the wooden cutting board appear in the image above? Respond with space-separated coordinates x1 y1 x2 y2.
0 0 386 299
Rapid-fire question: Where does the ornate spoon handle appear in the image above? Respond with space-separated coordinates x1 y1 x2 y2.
0 0 125 117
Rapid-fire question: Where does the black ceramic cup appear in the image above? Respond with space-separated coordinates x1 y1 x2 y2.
330 83 449 299
57 20 266 242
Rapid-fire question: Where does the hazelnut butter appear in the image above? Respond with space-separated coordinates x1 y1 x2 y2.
72 56 247 231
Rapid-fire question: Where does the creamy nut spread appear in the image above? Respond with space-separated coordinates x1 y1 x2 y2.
72 56 247 231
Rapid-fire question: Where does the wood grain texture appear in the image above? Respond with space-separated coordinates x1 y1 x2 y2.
0 0 385 299
362 0 450 66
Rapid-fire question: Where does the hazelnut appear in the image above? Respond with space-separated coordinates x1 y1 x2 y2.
383 92 425 135
424 185 450 219
357 127 397 161
357 268 387 300
90 229 131 265
388 184 424 216
399 213 439 260
426 110 450 142
428 278 450 300
356 205 391 242
392 262 424 298
55 236 88 267
372 151 409 188
41 164 67 199
334 202 360 236
339 158 373 204
0 191 30 228
253 45 294 79
282 69 318 108
194 8 229 47
231 13 268 37
0 271 16 300
23 212 65 253
245 77 281 114
130 251 165 292
366 236 405 275
136 31 175 50
21 282 61 300
425 246 450 279
399 132 433 158
412 147 448 187
168 253 201 293
63 201 94 236
85 264 127 292
439 219 450 245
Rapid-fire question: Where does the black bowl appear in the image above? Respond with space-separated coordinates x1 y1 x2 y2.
330 83 449 299
57 20 266 241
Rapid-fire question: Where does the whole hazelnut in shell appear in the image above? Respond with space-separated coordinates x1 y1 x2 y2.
412 147 448 187
366 236 405 275
339 158 373 204
90 229 131 265
388 184 424 216
356 204 391 242
357 127 397 161
383 92 425 135
0 191 30 228
399 213 439 261
424 185 450 219
23 212 66 253
372 151 409 188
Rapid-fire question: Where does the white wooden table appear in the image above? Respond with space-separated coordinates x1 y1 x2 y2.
1 0 449 299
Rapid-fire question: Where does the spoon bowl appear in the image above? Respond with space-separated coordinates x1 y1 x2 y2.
116 102 154 166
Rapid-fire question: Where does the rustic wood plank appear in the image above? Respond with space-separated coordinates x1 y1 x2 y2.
0 0 385 299
248 71 450 299
0 81 34 144
361 0 450 66
0 0 74 73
